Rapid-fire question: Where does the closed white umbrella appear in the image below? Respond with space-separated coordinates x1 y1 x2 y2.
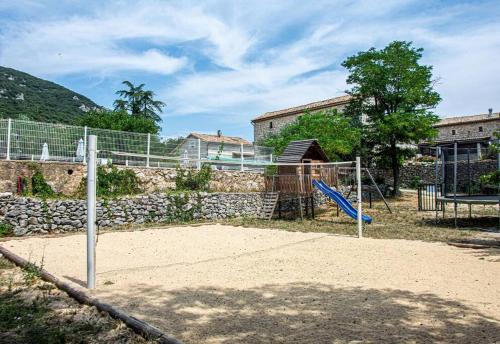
76 138 84 161
181 149 189 167
40 142 49 161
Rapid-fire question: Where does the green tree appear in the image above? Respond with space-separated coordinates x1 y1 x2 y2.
114 81 165 123
260 110 361 161
342 41 441 195
77 109 159 134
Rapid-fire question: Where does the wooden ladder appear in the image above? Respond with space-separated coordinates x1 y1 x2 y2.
260 192 280 220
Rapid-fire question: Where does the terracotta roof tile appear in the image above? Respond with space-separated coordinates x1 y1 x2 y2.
436 112 500 127
187 133 251 145
252 95 352 122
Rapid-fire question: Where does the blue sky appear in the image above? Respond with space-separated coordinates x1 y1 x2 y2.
1 0 499 140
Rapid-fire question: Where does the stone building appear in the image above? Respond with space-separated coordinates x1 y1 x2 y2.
419 109 499 155
251 95 351 143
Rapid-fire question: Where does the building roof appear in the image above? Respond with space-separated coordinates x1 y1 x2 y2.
252 95 352 123
436 112 500 127
187 133 251 145
276 139 329 163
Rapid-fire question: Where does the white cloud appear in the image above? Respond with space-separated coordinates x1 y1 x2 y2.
1 0 499 138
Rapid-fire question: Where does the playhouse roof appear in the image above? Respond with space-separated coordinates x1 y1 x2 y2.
276 139 329 163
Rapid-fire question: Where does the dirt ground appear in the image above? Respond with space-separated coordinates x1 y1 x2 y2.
0 256 151 343
2 224 500 343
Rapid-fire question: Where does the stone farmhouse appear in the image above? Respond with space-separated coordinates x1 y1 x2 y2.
251 95 351 143
419 109 499 155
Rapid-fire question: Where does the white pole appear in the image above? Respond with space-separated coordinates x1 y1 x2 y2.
146 133 151 167
356 156 363 238
87 135 97 289
197 138 201 170
240 143 244 171
83 126 87 165
6 118 11 160
453 141 458 227
270 153 273 162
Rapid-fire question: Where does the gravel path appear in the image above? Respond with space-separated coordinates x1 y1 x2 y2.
3 224 500 343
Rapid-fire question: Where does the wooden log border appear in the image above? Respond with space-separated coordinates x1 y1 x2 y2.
0 245 182 344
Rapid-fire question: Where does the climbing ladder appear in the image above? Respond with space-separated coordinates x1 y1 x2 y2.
260 192 280 220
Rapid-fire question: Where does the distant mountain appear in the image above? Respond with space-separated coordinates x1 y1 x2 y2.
0 66 100 124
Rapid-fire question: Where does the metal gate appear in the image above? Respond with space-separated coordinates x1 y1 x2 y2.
417 184 443 211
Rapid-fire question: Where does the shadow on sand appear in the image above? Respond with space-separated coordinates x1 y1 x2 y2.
98 282 500 343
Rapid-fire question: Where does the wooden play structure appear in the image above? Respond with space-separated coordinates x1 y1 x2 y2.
260 139 391 220
262 139 340 219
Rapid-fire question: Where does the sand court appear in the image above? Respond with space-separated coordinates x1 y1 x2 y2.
3 224 500 343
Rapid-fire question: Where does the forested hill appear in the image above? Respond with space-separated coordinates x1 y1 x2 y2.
0 66 100 124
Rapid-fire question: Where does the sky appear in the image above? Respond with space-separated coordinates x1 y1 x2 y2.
0 0 499 140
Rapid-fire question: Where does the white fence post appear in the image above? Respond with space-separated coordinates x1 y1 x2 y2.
356 156 363 238
86 135 97 289
197 138 201 170
240 143 244 171
6 118 11 160
83 126 88 165
270 153 273 162
146 133 151 167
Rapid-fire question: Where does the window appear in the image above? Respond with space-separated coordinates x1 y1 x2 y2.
269 121 273 129
479 126 483 132
451 129 456 135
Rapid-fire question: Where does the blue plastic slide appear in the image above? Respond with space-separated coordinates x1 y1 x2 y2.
312 179 372 224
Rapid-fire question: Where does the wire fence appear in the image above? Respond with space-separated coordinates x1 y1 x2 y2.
0 118 274 171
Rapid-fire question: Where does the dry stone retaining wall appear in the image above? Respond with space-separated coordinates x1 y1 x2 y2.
0 192 265 236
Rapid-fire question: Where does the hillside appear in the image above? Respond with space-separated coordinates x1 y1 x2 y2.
0 66 100 124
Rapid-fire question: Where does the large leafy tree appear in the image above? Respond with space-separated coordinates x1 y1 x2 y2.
114 81 165 123
260 110 361 161
342 41 441 194
77 109 159 134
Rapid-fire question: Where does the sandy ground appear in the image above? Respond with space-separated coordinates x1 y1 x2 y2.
3 224 500 343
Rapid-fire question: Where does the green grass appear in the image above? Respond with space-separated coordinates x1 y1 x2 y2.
222 193 498 243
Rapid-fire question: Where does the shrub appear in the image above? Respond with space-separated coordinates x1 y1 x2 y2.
175 164 212 191
0 223 13 237
480 171 500 185
77 165 141 198
31 169 56 198
19 164 56 198
409 176 423 189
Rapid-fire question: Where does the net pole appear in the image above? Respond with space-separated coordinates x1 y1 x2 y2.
453 141 458 228
86 135 97 289
356 156 362 238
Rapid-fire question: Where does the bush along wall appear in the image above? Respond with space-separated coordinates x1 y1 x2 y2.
0 192 265 236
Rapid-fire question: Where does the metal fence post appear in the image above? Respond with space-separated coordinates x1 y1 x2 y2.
146 133 151 167
197 138 201 170
86 135 97 289
83 126 88 165
6 118 11 160
240 143 244 171
356 156 363 238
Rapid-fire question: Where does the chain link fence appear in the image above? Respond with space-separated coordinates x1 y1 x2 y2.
0 118 273 171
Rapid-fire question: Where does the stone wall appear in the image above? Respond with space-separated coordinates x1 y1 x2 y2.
0 160 265 195
371 159 498 187
0 192 265 236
